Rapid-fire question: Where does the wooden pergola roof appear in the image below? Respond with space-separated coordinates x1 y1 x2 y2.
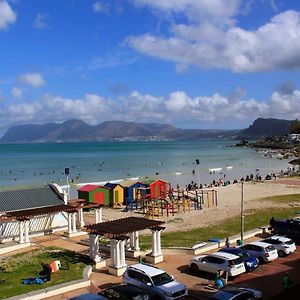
85 216 165 238
2 204 78 221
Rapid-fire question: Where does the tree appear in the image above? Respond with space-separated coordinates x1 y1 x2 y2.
290 119 300 134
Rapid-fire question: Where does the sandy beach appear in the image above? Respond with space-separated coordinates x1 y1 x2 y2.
85 177 300 233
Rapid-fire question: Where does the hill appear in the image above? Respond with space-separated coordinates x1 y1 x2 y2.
0 120 238 143
237 118 292 139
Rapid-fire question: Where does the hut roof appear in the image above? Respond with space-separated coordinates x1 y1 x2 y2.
104 182 123 189
119 180 145 188
77 184 99 192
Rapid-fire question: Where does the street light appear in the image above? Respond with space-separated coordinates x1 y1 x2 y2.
64 167 70 201
240 179 245 242
195 159 200 189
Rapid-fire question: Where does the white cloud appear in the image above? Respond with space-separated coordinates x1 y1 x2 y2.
19 73 45 87
133 0 240 24
0 1 17 30
1 87 300 132
93 1 109 14
128 6 300 72
11 86 22 99
33 13 48 29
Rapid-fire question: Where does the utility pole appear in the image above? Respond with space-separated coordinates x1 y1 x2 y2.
64 167 70 202
240 180 244 242
195 159 200 189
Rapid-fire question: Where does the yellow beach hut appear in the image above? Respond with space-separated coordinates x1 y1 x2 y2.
104 182 124 207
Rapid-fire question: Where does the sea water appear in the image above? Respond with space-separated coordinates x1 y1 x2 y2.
0 140 291 193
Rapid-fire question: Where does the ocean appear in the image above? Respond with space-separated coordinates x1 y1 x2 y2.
0 140 291 196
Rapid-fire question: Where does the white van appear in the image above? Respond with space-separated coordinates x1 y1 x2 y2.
189 251 246 277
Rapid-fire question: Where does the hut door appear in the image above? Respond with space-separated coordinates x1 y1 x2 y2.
94 192 105 205
154 185 159 198
114 190 119 203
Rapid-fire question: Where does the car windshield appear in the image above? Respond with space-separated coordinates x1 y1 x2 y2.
266 245 276 252
151 272 174 286
235 249 250 259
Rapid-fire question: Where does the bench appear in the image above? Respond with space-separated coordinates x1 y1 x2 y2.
208 238 221 247
258 226 271 234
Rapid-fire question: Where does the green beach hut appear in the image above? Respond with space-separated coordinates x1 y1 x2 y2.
77 184 111 206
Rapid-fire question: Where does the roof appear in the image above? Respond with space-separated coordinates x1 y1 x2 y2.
127 263 165 277
3 204 77 221
77 184 100 192
119 180 141 188
104 182 123 189
0 185 64 213
211 251 240 260
246 241 272 247
85 216 165 238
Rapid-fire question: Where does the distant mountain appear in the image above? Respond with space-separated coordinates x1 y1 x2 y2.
237 118 292 139
0 119 238 143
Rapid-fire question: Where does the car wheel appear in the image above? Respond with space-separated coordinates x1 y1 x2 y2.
278 250 286 257
190 263 199 273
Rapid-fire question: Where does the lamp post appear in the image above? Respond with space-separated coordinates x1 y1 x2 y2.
195 159 200 189
64 167 70 201
240 179 245 242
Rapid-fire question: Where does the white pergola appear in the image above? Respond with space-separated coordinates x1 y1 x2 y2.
86 216 165 276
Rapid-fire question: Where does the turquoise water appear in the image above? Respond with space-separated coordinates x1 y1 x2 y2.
0 140 290 190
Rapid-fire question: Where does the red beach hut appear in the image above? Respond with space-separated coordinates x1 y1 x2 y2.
77 184 111 206
144 179 168 199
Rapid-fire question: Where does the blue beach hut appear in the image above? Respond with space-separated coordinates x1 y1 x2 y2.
120 180 147 209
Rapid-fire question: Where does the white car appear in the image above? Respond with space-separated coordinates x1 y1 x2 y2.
239 241 278 262
261 235 296 257
189 251 246 277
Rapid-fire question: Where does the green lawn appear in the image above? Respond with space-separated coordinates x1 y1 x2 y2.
139 204 300 250
0 248 91 299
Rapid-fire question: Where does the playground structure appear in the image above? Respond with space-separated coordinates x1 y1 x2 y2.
126 184 218 219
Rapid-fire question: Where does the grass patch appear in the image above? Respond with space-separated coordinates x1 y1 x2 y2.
139 207 300 250
261 194 300 203
0 248 91 299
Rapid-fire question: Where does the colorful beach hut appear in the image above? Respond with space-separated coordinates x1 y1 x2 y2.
77 184 111 206
104 182 125 207
144 179 168 199
120 180 148 207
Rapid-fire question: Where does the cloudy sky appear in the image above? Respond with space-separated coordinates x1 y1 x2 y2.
1 0 300 135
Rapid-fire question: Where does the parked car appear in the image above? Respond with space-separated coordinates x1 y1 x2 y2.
218 247 259 272
239 241 278 263
189 251 246 277
269 217 300 243
209 286 263 300
123 263 188 300
69 293 107 300
97 283 151 299
261 235 296 257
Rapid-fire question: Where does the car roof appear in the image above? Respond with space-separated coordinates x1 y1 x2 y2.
69 293 107 300
267 235 292 242
210 286 258 300
100 283 147 296
244 241 273 248
219 247 242 254
127 263 165 276
209 251 240 260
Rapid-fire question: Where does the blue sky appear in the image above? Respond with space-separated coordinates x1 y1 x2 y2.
1 0 300 135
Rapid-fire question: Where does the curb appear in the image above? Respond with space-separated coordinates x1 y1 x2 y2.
4 265 92 300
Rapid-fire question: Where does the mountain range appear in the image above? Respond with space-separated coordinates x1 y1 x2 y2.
0 118 293 143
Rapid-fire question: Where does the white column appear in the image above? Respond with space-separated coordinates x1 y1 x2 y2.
156 230 162 256
129 232 135 249
151 230 158 257
134 231 140 251
68 213 72 234
95 209 99 223
24 220 30 243
72 212 77 233
19 221 24 244
110 239 116 266
98 208 103 223
115 240 121 268
89 234 100 263
120 239 127 267
79 208 85 228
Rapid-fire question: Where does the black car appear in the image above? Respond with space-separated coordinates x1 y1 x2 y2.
209 286 263 300
97 283 151 300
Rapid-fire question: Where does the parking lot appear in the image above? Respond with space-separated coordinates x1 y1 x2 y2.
41 235 300 300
